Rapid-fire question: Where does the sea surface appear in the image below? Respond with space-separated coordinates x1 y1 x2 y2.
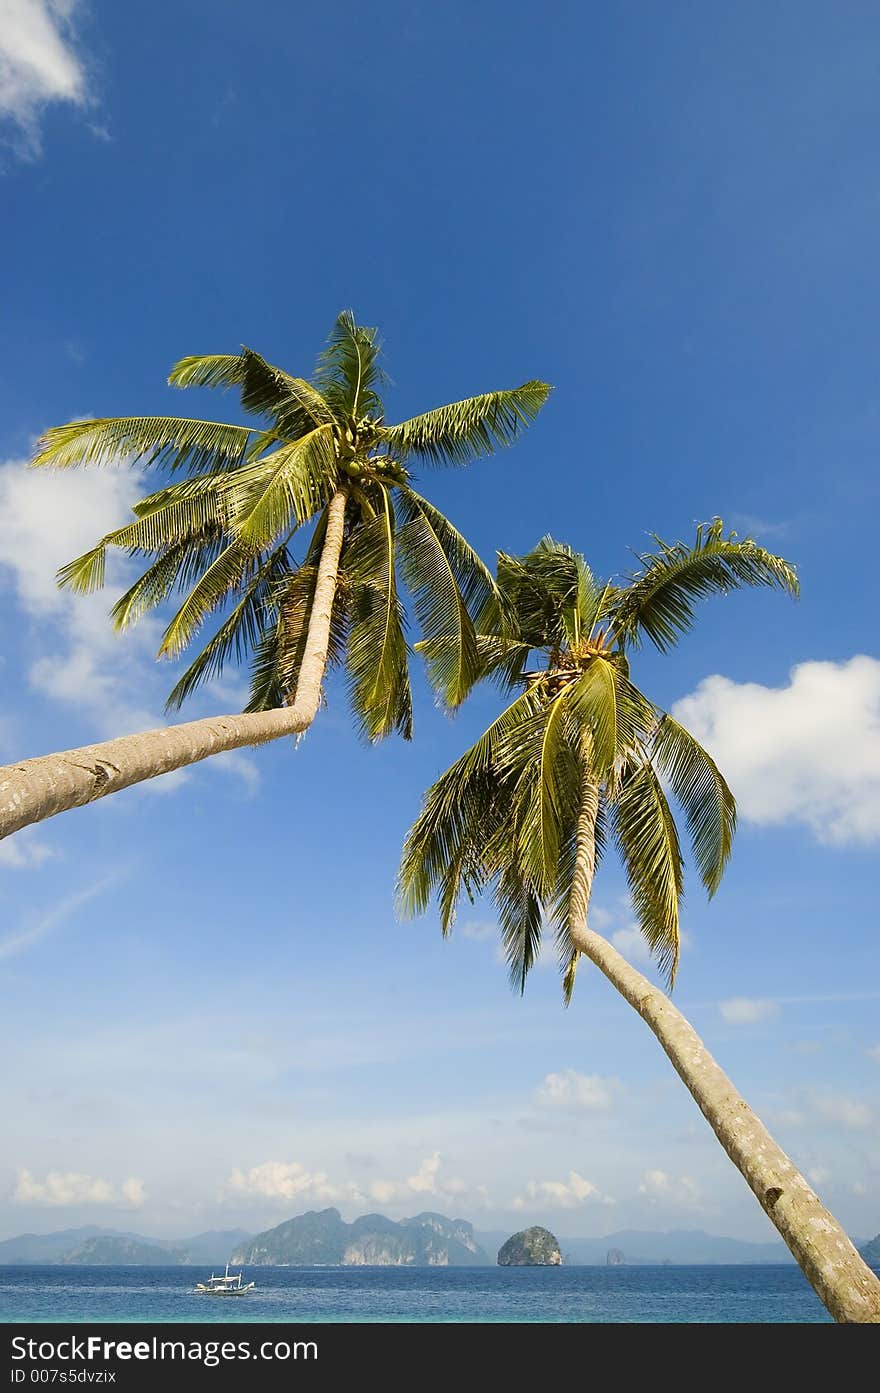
0 1264 834 1323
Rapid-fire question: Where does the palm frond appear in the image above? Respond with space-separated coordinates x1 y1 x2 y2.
613 519 799 652
510 686 583 898
415 633 531 693
380 381 551 467
612 759 683 985
56 543 108 595
31 417 253 474
170 349 336 437
395 487 497 707
396 687 539 924
650 714 736 897
495 862 544 995
344 494 412 742
224 425 337 548
494 539 581 650
110 532 226 631
164 543 293 712
313 310 386 420
157 541 261 659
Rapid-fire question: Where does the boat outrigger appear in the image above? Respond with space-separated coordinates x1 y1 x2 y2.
194 1263 255 1296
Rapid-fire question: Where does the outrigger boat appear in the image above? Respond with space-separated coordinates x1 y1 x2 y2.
194 1262 255 1296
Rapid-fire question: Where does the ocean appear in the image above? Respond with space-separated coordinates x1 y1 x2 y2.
0 1263 834 1323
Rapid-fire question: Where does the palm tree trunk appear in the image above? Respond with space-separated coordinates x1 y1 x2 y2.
0 487 349 844
567 771 880 1324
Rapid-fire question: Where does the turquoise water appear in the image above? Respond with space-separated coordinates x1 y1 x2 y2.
0 1264 833 1323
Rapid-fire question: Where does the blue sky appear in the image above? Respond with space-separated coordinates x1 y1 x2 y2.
0 0 878 1245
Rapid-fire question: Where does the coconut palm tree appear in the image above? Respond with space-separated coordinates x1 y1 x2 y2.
398 525 880 1323
0 312 549 842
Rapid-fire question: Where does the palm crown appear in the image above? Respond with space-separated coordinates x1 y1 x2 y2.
32 312 550 738
398 523 798 993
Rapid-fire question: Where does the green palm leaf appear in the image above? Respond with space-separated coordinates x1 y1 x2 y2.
395 487 495 707
31 417 254 474
612 759 683 985
158 541 261 659
650 714 736 896
224 425 337 548
170 349 335 437
314 310 386 420
164 543 293 712
613 519 800 651
380 381 551 467
495 862 544 995
345 494 412 742
396 687 539 924
511 686 583 898
110 533 226 632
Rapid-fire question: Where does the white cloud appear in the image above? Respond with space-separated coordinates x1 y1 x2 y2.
14 1167 145 1208
226 1161 342 1205
0 826 53 869
0 458 136 612
0 458 257 791
535 1069 617 1113
807 1166 830 1186
459 920 497 941
0 873 118 962
638 1169 701 1207
406 1153 441 1194
225 1153 477 1212
610 926 653 965
0 1 88 155
673 657 880 845
719 997 779 1026
866 1045 880 1063
512 1170 606 1210
120 1177 145 1207
807 1092 876 1132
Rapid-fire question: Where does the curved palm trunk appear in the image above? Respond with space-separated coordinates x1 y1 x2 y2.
568 773 880 1324
0 488 349 844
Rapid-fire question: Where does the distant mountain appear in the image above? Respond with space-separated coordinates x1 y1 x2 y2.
232 1208 489 1267
860 1233 880 1267
61 1236 186 1266
477 1227 794 1265
0 1227 148 1264
0 1226 252 1266
176 1231 253 1265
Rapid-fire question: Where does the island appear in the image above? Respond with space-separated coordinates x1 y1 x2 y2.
497 1226 562 1266
232 1208 489 1267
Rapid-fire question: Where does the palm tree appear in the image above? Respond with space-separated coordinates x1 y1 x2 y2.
398 524 880 1323
0 312 550 843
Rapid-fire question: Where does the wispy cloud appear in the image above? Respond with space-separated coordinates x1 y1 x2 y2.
512 1170 609 1210
0 872 119 962
638 1169 702 1208
534 1069 618 1112
0 826 54 869
719 997 779 1026
806 1091 876 1132
0 457 259 795
0 1 90 157
14 1167 145 1208
225 1152 479 1210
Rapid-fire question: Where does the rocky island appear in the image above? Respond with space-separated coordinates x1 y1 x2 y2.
497 1226 562 1266
232 1208 489 1267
